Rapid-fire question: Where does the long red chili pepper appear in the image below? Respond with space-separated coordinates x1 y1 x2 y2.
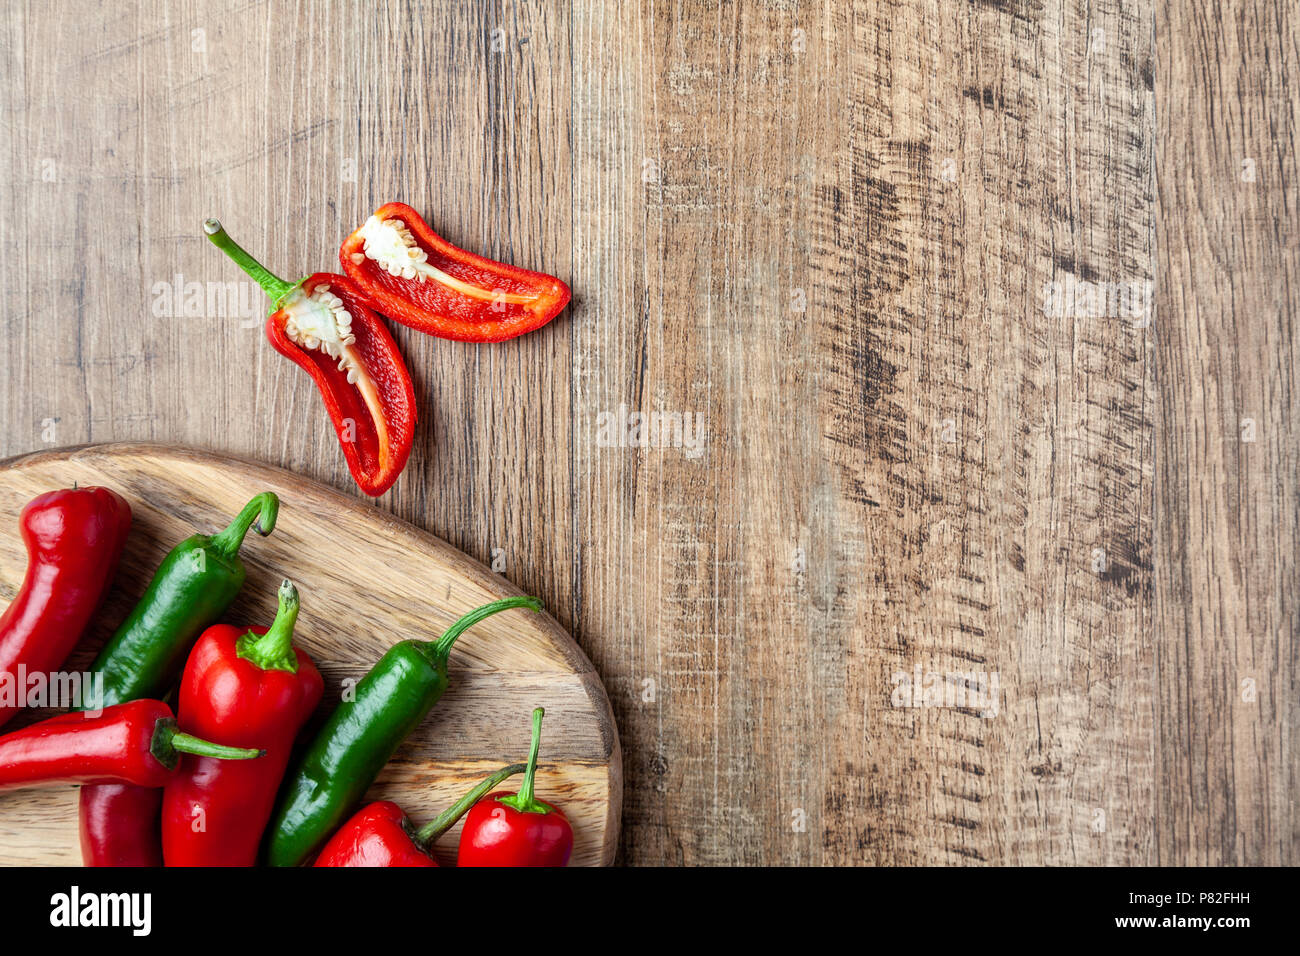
457 707 573 866
340 201 571 343
205 220 417 497
0 487 131 728
161 580 322 866
0 699 263 792
313 763 525 867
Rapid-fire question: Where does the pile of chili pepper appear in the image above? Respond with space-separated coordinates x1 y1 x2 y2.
264 595 543 866
204 202 570 498
79 492 279 866
0 484 576 867
315 707 573 867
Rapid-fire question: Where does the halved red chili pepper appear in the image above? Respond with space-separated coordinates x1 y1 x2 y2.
0 487 132 729
313 762 525 867
161 579 323 866
340 201 571 343
0 699 263 792
204 220 417 497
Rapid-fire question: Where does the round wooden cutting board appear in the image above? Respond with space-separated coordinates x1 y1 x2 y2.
0 443 620 866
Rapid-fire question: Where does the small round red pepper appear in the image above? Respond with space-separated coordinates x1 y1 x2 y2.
457 707 573 867
161 579 323 866
0 699 263 791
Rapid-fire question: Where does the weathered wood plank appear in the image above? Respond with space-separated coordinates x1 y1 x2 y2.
1154 0 1298 866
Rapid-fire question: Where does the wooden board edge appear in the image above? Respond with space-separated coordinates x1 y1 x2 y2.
0 442 597 674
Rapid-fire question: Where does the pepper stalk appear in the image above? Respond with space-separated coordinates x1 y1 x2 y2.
149 719 264 772
208 492 278 559
415 762 528 846
237 579 302 673
422 596 544 668
497 707 553 814
203 219 391 467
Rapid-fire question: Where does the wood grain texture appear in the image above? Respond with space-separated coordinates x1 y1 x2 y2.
0 444 619 866
1154 0 1298 864
0 0 1294 865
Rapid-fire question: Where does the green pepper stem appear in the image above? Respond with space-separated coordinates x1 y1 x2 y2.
430 595 544 662
203 218 300 306
237 579 301 673
497 707 550 815
415 762 527 847
150 717 265 771
208 492 279 558
169 733 265 761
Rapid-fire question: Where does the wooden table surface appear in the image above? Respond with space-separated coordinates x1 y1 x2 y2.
0 1 1295 865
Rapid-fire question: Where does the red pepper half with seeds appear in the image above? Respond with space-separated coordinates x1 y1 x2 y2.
205 219 416 497
340 201 571 343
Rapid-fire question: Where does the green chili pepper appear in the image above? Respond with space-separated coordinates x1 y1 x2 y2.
263 594 543 867
83 493 279 708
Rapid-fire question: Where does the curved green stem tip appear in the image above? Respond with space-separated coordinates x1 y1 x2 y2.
430 595 544 661
209 492 279 558
203 219 300 307
237 579 302 673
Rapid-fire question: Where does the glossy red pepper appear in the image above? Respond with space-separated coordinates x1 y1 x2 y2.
340 201 571 343
313 763 525 867
457 708 573 867
0 487 131 728
205 220 417 497
162 580 323 866
79 784 163 867
0 699 263 791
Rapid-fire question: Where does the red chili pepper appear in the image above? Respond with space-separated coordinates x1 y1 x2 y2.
205 220 417 497
457 708 573 867
0 487 131 728
313 763 525 867
340 202 571 343
79 784 163 867
0 699 263 791
161 580 322 866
